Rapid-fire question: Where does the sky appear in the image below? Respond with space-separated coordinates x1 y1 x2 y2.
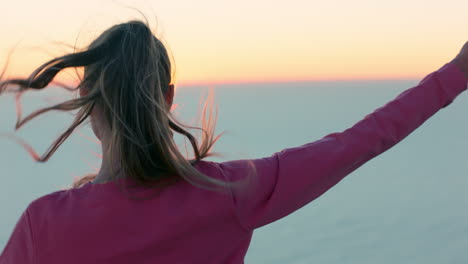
0 0 466 85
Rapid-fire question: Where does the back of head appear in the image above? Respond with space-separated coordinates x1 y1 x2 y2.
81 21 177 187
0 19 249 193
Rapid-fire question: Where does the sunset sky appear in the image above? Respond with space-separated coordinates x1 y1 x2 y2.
0 0 466 85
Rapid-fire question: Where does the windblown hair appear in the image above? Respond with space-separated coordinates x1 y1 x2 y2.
0 20 250 194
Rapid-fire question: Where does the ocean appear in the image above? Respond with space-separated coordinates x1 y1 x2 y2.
1 79 467 263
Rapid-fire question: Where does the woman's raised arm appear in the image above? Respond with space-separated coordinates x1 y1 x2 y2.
217 42 468 231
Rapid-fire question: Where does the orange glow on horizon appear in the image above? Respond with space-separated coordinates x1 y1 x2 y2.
1 49 454 87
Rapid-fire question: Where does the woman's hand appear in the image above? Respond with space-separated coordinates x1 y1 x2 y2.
452 41 468 79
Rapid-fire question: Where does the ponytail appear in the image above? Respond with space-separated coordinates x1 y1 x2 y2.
0 20 253 194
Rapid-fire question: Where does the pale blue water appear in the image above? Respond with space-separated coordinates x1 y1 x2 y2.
1 80 467 263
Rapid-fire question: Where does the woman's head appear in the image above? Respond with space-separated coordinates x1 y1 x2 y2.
80 21 175 141
79 20 186 189
0 19 249 193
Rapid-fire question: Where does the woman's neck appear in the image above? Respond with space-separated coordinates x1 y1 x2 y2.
92 141 125 184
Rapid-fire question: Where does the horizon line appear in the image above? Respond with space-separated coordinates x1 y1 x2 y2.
176 77 421 87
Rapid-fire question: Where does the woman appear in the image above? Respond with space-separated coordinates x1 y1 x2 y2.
0 20 467 263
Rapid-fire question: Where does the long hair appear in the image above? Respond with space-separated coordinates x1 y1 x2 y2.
0 20 252 195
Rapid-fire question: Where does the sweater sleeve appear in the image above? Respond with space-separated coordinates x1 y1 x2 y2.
218 61 468 230
0 207 35 264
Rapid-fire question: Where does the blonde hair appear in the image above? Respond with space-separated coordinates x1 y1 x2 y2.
0 20 251 195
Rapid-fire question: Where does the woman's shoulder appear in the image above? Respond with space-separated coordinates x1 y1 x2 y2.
26 184 91 215
193 159 223 176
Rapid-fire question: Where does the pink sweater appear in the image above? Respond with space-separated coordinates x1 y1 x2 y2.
1 62 467 264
